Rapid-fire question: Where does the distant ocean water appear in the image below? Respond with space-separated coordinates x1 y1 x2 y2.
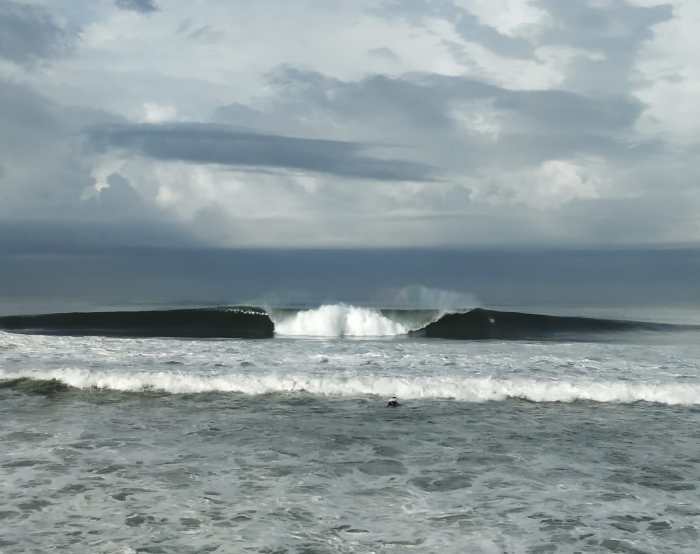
2 304 700 553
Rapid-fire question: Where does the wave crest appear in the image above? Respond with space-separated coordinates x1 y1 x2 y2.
2 369 699 405
273 304 408 337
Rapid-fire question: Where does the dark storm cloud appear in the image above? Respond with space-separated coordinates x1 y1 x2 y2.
0 78 119 160
114 0 159 13
0 1 73 65
538 0 672 53
0 79 61 149
374 1 673 92
2 247 699 315
404 72 644 140
89 123 436 181
0 219 199 254
0 79 201 252
0 0 689 255
375 0 532 58
490 87 643 133
217 67 652 170
0 79 90 214
537 0 673 92
268 68 643 134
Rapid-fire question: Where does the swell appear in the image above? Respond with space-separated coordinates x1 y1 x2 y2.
0 377 71 395
272 305 422 337
0 307 274 339
411 308 689 340
1 371 699 405
0 306 693 340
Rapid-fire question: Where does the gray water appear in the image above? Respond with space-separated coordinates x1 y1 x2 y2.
2 306 700 553
3 390 700 553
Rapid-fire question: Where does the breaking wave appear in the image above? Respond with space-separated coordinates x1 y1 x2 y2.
2 369 699 405
273 304 410 337
1 305 693 340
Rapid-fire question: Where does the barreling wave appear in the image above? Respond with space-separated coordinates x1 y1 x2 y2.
412 308 687 340
272 305 412 337
2 370 699 405
0 306 694 340
0 307 274 339
272 304 693 340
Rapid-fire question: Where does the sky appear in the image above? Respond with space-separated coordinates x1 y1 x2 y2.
2 0 700 248
1 0 699 311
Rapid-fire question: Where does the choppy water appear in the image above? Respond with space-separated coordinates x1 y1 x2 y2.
2 326 700 553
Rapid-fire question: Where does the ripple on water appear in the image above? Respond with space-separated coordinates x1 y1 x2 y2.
357 459 406 476
3 430 51 443
55 483 90 495
2 459 47 468
457 452 515 466
527 545 558 554
125 513 168 527
17 498 53 512
428 511 475 526
600 538 652 554
2 339 700 554
371 444 403 457
608 466 696 492
538 517 585 532
410 471 472 492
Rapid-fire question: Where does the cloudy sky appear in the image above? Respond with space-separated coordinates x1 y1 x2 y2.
2 0 699 250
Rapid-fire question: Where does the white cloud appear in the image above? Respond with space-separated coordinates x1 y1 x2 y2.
3 0 700 248
447 38 569 89
531 159 605 208
141 102 177 123
456 0 550 38
634 0 700 144
451 99 503 141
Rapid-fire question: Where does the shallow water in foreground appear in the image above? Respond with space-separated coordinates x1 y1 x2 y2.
2 391 700 553
2 329 700 553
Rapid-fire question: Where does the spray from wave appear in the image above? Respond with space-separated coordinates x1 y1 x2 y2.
273 304 409 337
388 285 479 312
2 369 699 405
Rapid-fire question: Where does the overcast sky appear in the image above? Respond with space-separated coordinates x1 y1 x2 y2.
1 0 699 249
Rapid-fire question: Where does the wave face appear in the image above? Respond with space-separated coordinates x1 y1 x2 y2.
0 308 274 339
413 308 678 340
0 306 693 341
273 304 409 337
2 370 699 405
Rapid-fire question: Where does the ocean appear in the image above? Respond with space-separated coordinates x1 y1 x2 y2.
2 304 700 553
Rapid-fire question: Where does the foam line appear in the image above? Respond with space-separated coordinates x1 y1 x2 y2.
2 369 698 405
273 304 409 337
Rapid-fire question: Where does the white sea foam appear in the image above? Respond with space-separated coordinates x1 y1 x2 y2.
273 304 408 337
3 368 700 405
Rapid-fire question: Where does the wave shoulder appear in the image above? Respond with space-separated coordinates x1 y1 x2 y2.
410 307 691 340
0 307 274 339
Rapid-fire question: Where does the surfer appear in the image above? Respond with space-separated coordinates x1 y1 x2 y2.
386 396 400 408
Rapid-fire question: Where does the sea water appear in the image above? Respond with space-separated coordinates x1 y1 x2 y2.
2 305 700 553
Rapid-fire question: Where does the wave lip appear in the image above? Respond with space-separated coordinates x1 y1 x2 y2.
1 306 693 341
273 304 409 337
2 370 699 406
412 308 683 340
0 307 274 339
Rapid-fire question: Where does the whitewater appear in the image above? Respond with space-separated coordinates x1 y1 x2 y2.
273 304 412 337
2 303 700 552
